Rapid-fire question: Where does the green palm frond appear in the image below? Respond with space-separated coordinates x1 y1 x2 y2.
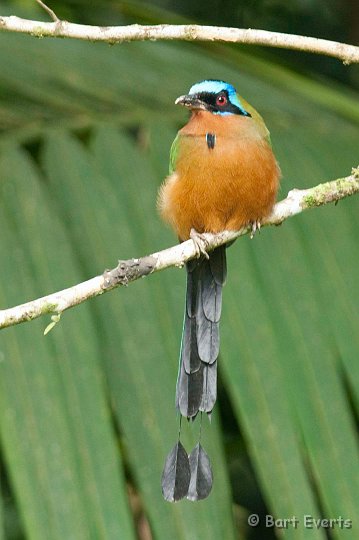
0 15 358 540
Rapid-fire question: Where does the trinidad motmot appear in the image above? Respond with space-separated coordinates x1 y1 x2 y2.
158 80 280 502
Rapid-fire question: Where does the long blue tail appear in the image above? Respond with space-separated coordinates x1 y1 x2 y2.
176 245 226 418
162 246 226 502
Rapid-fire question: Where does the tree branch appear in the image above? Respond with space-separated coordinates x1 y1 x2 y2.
0 15 358 64
0 170 358 331
35 0 59 22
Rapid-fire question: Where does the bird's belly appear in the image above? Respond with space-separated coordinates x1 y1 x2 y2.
159 136 280 241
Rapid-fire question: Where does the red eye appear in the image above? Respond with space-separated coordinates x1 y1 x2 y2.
216 94 227 107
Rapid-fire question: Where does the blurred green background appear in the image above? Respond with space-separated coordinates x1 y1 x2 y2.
0 1 358 539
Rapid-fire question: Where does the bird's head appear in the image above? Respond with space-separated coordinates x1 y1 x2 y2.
175 80 251 117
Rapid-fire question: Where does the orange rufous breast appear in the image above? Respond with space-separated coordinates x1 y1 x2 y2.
158 111 280 241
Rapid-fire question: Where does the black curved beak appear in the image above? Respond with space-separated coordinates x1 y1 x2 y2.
175 94 207 111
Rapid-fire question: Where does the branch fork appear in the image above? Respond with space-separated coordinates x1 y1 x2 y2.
0 6 358 64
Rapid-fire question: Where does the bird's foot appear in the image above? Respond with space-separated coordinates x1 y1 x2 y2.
250 220 261 239
190 228 210 259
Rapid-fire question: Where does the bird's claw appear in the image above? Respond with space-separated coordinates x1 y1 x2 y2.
190 228 210 259
250 220 261 239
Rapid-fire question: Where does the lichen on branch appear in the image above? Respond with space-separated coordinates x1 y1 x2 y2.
0 170 358 331
0 15 358 64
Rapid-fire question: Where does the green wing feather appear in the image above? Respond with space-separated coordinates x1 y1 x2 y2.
169 132 181 174
240 95 273 148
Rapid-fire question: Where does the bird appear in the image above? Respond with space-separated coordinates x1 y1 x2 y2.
158 79 280 502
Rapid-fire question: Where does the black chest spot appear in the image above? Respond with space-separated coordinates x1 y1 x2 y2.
206 133 216 150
